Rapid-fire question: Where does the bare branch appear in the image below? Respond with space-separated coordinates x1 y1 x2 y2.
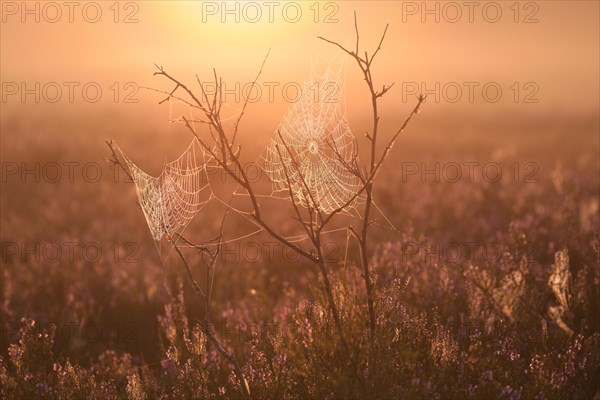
353 11 359 55
233 49 271 144
154 64 209 116
317 35 362 63
370 24 389 64
275 143 316 243
318 16 425 379
320 95 426 228
105 140 134 182
170 238 207 298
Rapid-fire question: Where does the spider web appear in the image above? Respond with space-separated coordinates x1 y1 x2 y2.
262 55 364 214
114 137 213 242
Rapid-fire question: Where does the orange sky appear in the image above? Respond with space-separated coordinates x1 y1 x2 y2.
1 1 599 129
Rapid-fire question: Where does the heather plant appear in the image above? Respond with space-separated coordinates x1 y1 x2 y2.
1 209 599 398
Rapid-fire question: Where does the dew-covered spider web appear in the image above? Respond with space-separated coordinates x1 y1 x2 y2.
114 137 213 243
262 54 365 215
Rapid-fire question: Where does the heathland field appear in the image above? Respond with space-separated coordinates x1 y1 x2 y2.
1 108 599 398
